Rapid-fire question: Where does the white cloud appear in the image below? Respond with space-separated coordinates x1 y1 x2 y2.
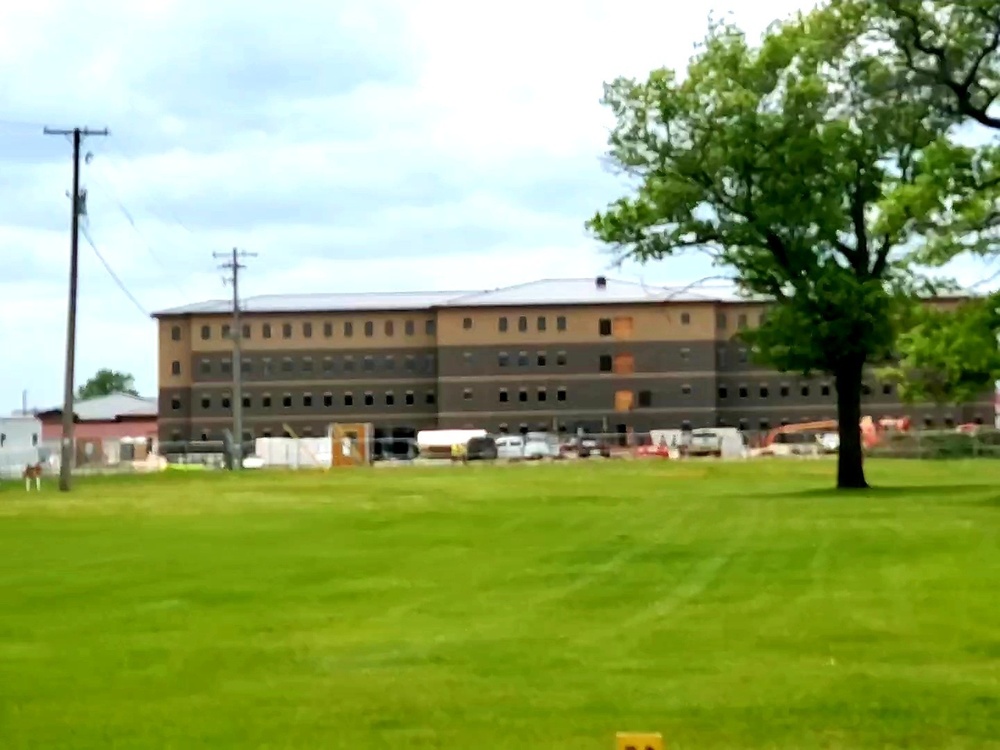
0 0 994 412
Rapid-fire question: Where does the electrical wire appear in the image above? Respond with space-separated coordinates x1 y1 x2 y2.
80 225 150 317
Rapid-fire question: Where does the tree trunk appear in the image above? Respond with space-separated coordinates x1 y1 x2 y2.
834 356 869 490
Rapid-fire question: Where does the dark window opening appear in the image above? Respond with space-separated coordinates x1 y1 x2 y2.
518 389 528 402
518 316 528 332
364 321 374 337
282 323 292 338
557 387 567 402
599 354 613 372
364 393 374 406
598 318 612 336
637 390 652 408
344 393 354 407
463 317 473 330
171 325 181 341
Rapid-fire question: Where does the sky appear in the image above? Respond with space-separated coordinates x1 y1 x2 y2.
0 0 996 413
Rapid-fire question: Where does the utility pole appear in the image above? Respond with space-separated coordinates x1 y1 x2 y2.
44 125 109 492
214 247 257 470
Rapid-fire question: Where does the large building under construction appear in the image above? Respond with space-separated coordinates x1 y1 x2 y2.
152 276 993 445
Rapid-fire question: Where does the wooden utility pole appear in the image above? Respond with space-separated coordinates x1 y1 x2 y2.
214 248 257 470
43 125 109 492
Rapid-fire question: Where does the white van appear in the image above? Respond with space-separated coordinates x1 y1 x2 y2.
495 435 525 460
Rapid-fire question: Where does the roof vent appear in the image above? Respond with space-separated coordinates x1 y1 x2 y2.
595 275 607 289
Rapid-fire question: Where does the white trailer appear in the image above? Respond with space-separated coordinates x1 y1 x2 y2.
0 416 43 479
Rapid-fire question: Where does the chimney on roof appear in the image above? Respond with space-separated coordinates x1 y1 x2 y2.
595 275 607 289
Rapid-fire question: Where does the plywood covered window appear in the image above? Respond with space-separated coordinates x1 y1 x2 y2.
613 354 635 374
614 390 634 412
612 316 634 338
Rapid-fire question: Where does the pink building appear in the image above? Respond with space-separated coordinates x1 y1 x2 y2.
36 393 158 443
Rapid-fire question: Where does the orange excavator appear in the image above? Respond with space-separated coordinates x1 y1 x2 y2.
762 416 911 451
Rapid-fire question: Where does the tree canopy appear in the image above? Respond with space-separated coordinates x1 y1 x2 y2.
76 369 140 400
586 5 991 488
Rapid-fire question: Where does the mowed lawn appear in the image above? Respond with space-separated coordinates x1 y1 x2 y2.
0 460 998 749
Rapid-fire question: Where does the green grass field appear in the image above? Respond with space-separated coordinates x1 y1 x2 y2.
1 460 998 749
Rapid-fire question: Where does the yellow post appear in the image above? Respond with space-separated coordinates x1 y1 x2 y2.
615 732 664 750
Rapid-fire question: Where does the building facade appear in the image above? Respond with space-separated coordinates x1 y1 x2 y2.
154 278 994 445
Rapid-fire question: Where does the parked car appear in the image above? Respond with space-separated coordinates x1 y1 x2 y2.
688 430 723 458
560 436 612 458
466 436 498 461
495 434 526 460
523 432 560 460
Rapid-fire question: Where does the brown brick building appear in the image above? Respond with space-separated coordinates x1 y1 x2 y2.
153 277 993 444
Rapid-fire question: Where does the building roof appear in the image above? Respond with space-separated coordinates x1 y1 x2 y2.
38 393 158 422
151 277 737 317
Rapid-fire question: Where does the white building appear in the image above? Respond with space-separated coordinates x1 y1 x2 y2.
0 415 43 479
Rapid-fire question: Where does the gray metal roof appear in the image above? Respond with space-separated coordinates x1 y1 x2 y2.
152 277 738 317
40 393 159 421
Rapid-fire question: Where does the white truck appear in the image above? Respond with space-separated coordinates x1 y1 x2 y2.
0 416 43 480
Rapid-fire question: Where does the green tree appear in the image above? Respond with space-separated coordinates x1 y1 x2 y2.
76 369 140 400
880 293 1000 407
586 8 974 489
858 0 1000 404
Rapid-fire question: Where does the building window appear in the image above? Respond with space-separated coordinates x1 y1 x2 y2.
200 395 211 409
221 394 232 409
322 357 334 374
518 316 528 332
739 386 749 398
262 394 272 408
384 320 394 336
499 389 509 403
802 385 811 397
598 318 612 336
171 360 181 375
425 391 436 405
557 387 567 402
171 325 181 341
404 355 415 371
281 357 293 373
883 383 893 396
221 358 232 374
821 384 831 397
537 351 547 366
718 385 728 399
385 391 395 406
680 312 691 325
242 323 251 339
405 320 415 336
780 384 790 397
364 321 374 337
199 359 210 375
282 323 292 338
537 388 547 402
556 351 567 366
498 352 509 367
170 396 181 410
517 351 528 367
463 388 473 401
323 392 333 407
424 354 435 372
518 388 528 403
599 354 613 372
681 384 692 396
241 358 251 375
344 321 354 337
344 392 354 407
200 325 210 340
862 383 872 396
405 391 415 406
556 316 567 332
363 356 375 372
425 319 435 335
463 352 474 367
364 392 374 406
637 390 652 407
463 317 473 330
537 316 546 331
759 385 769 398
384 355 395 371
738 313 748 329
242 395 251 409
738 348 748 363
498 316 508 333
302 356 314 373
759 418 771 430
716 313 726 330
323 322 333 338
282 394 292 408
680 347 691 361
262 323 272 339
344 356 355 372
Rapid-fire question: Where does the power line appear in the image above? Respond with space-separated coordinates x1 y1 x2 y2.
43 124 109 493
214 247 258 471
79 225 149 317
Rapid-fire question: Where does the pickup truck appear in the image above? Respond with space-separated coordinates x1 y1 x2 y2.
687 430 723 458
